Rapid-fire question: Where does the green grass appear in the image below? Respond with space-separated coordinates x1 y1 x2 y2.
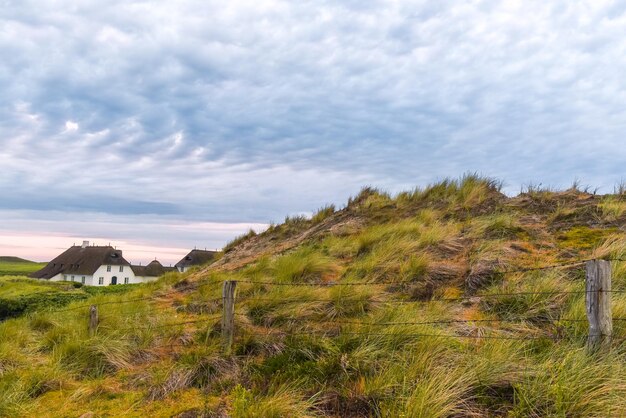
0 276 89 320
557 226 618 251
599 195 626 221
0 257 46 276
311 204 336 224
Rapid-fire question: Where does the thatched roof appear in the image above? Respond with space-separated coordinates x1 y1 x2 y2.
175 249 217 269
31 246 130 279
131 260 176 277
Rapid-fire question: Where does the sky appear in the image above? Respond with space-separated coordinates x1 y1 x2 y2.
2 0 626 262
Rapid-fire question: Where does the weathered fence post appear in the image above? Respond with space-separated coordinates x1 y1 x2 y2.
89 305 99 337
586 260 612 352
222 280 237 355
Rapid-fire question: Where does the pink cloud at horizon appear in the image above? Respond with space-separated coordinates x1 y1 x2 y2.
0 211 269 264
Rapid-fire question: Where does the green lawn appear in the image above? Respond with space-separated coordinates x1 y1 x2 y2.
0 256 46 276
0 272 143 321
0 275 90 320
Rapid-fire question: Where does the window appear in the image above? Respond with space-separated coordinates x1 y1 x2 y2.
64 274 68 280
98 277 104 285
81 276 86 284
119 266 124 272
124 277 129 284
106 265 111 272
71 275 75 281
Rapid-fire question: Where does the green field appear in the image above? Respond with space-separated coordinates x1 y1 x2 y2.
0 256 46 276
0 276 88 320
0 274 141 321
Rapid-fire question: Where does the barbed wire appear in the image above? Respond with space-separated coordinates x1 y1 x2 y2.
42 258 626 315
79 311 626 332
100 316 223 332
232 329 562 341
232 289 626 306
51 294 223 313
260 318 573 326
236 257 626 287
231 314 626 327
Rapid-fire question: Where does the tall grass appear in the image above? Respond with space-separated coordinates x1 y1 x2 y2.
311 204 336 224
395 174 502 210
224 229 258 252
273 247 336 284
5 180 626 416
598 195 626 221
230 383 320 417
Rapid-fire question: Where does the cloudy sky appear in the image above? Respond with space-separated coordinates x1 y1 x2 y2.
2 0 626 262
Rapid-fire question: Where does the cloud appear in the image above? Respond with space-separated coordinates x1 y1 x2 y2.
64 120 79 132
2 0 626 256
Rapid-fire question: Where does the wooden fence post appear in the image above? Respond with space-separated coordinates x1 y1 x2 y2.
89 305 99 337
222 280 237 355
586 260 612 352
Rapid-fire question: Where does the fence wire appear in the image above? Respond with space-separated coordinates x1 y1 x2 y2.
41 257 626 350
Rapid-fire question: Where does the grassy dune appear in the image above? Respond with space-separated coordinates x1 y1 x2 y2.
3 176 626 416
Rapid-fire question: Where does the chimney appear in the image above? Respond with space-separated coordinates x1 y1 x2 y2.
82 240 89 248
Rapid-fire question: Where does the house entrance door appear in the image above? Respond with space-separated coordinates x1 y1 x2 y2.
111 276 118 285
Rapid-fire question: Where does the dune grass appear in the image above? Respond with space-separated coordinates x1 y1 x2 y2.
4 179 626 416
599 195 626 222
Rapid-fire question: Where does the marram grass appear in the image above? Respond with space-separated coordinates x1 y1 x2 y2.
4 177 626 416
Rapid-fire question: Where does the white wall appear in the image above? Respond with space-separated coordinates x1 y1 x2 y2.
134 275 159 283
51 273 93 285
46 264 162 286
48 273 64 282
91 264 135 286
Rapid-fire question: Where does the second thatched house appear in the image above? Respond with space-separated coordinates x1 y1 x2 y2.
175 249 217 272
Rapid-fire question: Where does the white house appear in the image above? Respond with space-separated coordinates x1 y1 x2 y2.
31 241 174 286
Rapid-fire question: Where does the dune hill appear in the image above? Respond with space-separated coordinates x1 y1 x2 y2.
3 176 626 417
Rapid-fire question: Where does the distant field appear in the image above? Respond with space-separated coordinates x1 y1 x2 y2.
0 256 46 276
